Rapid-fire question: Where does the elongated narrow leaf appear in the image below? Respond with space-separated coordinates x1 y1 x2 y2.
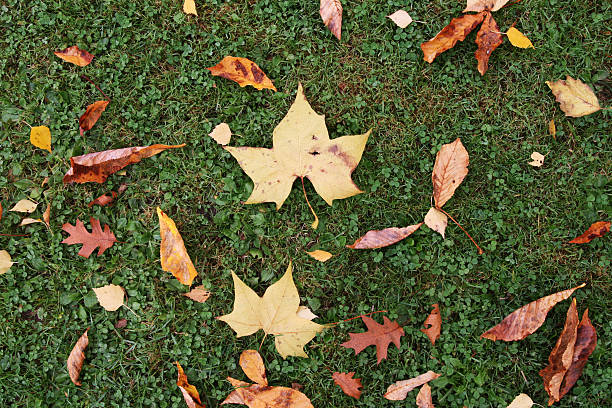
474 12 503 75
67 329 89 386
384 371 441 400
79 100 109 135
320 0 342 40
157 207 198 286
54 45 94 67
176 362 205 408
569 221 610 244
207 57 276 91
348 223 423 249
432 138 469 208
421 13 486 63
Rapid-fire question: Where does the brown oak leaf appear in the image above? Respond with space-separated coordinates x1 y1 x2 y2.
61 217 116 258
341 316 404 364
474 12 503 75
568 221 610 244
67 329 89 386
332 371 362 399
421 304 441 345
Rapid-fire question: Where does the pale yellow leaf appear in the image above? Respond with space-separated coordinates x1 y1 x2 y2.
296 306 318 321
528 152 545 167
506 27 534 49
306 249 333 262
464 0 511 12
424 207 448 238
10 199 38 213
0 250 14 275
93 284 125 311
507 393 533 408
547 76 601 117
20 218 43 226
387 10 413 28
209 123 231 145
30 126 52 152
183 0 197 16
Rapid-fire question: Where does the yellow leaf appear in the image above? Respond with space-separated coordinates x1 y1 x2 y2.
387 9 412 28
217 262 324 358
547 76 601 117
549 119 556 139
93 284 125 311
306 250 333 262
506 27 534 49
20 218 44 226
10 199 38 213
157 207 198 286
424 207 448 238
0 250 14 274
507 393 534 408
183 0 197 16
207 56 276 91
30 126 52 152
528 152 545 167
209 123 231 145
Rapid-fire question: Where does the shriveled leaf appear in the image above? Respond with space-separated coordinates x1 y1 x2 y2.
547 76 601 117
54 45 94 67
320 0 342 40
67 329 89 386
115 319 128 329
176 362 205 408
61 217 117 258
332 371 362 399
474 12 503 75
30 126 52 152
384 371 441 400
157 207 198 286
306 249 333 262
432 138 469 208
348 223 423 249
88 184 128 208
416 384 434 408
183 0 197 16
424 207 448 238
421 304 441 345
506 394 533 408
539 299 579 404
387 10 412 28
79 100 109 136
568 221 610 244
184 286 211 303
0 250 13 275
341 316 404 364
507 27 534 49
464 0 511 12
549 119 556 138
207 56 276 91
93 284 124 311
528 152 545 167
63 144 185 184
209 123 232 145
43 203 50 227
217 262 324 358
239 350 268 385
20 218 44 226
223 378 313 408
10 199 37 213
481 283 585 341
421 12 486 63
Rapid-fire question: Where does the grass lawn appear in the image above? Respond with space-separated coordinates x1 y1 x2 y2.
1 0 611 406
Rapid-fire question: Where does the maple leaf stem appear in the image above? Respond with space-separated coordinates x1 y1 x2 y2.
504 0 524 8
329 310 388 326
259 333 268 351
437 208 484 254
300 177 319 229
80 75 111 101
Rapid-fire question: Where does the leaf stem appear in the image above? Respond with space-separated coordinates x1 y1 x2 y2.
80 75 111 101
329 310 388 326
0 233 30 237
437 208 484 254
300 177 319 229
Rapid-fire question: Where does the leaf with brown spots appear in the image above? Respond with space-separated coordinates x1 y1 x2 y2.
347 223 423 249
421 304 441 345
384 371 441 400
61 217 116 258
63 144 185 184
421 12 486 63
207 56 276 91
568 221 610 244
79 100 109 136
54 45 94 67
481 284 585 341
320 0 343 40
67 329 89 386
341 316 405 364
332 371 362 399
157 207 198 286
474 12 503 75
176 362 206 408
239 350 268 385
416 384 435 408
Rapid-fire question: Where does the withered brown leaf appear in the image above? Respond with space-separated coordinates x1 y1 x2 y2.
416 383 435 408
432 138 469 209
421 12 486 63
67 329 89 386
474 12 503 75
54 45 94 67
569 221 610 244
347 223 423 249
88 184 128 207
79 100 109 136
421 304 441 345
332 371 362 400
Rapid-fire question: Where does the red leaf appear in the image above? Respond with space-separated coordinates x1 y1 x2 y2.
420 304 441 345
341 316 404 364
61 217 117 258
568 221 610 243
332 372 362 399
474 12 503 75
54 45 94 67
79 100 109 135
88 184 127 207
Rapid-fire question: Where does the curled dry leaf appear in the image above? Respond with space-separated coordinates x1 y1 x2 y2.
176 362 205 408
424 207 447 238
10 199 38 213
464 0 512 13
384 371 441 400
157 207 198 286
183 0 197 16
320 0 343 40
93 284 125 311
481 283 585 341
568 221 610 244
54 45 94 67
67 329 89 386
61 217 117 258
240 350 268 385
348 223 423 249
341 316 405 364
528 152 545 167
207 56 276 91
184 286 211 303
506 394 533 408
63 144 185 184
421 304 441 345
88 184 128 208
20 218 44 226
547 76 601 117
507 27 534 49
0 250 14 274
432 138 469 208
387 10 412 28
209 123 232 145
332 371 362 399
43 203 50 227
421 12 486 64
115 319 128 329
30 126 52 152
306 249 333 262
416 383 435 408
474 12 503 75
79 100 109 136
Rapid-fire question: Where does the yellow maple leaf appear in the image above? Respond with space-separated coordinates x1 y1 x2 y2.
506 27 534 49
217 262 324 358
30 126 51 152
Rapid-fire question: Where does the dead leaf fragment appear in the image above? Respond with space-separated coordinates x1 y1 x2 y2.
30 126 52 152
240 350 268 385
20 218 44 226
547 76 601 117
432 138 469 208
184 286 211 303
421 12 486 63
207 56 276 91
387 10 413 28
506 394 533 408
61 217 117 258
63 144 185 184
548 119 556 138
43 203 50 227
183 0 197 16
10 199 37 213
416 384 435 408
568 221 610 244
115 319 128 329
54 45 94 67
209 123 232 145
176 362 205 408
384 371 441 400
341 316 404 364
481 283 585 341
424 207 448 238
93 284 125 311
348 223 423 249
320 0 343 40
79 100 109 136
0 250 13 275
474 12 503 75
88 184 127 207
421 304 441 345
157 207 198 286
67 329 89 386
332 371 362 399
464 0 511 12
528 152 545 167
507 27 534 49
306 250 333 262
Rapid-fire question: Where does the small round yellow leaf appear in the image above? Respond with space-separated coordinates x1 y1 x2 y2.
507 27 534 49
93 284 125 311
30 126 52 152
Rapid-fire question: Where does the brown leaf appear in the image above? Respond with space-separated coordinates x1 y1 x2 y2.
54 45 94 67
421 13 486 63
347 223 423 249
384 371 441 400
539 299 579 404
184 286 211 303
223 378 313 408
239 350 268 385
43 203 51 227
474 12 503 75
416 383 435 408
176 362 206 408
558 309 597 401
207 56 276 91
432 138 469 208
481 284 585 341
63 144 185 184
157 207 198 286
332 371 362 399
79 100 109 136
547 76 601 118
115 319 128 329
67 329 89 386
341 316 405 364
320 0 343 40
61 217 116 258
88 184 128 207
464 0 512 13
421 304 441 345
568 221 610 244
291 383 304 391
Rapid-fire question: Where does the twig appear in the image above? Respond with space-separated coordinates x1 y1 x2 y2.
80 75 110 101
437 208 484 254
329 310 388 326
0 233 30 237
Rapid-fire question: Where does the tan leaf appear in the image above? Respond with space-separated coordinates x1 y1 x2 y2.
30 126 52 152
67 329 89 386
240 349 268 385
54 45 94 67
424 207 448 238
416 383 435 408
10 199 38 213
332 371 362 399
207 56 276 91
481 283 585 341
506 27 534 49
157 207 198 286
20 218 44 226
348 223 423 249
546 76 601 117
184 285 211 303
306 249 333 262
223 378 313 407
464 0 511 12
175 362 205 408
548 119 556 138
93 284 125 311
506 394 533 408
432 138 469 208
0 250 14 275
420 304 441 345
384 371 441 400
183 0 197 16
474 12 503 76
209 123 232 145
296 306 318 320
387 10 413 28
43 203 51 227
528 152 545 167
79 100 109 136
568 221 610 244
320 0 342 40
421 13 486 63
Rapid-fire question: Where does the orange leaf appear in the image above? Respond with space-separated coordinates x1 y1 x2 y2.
421 13 486 63
568 221 610 243
157 207 198 286
481 284 585 341
67 329 89 386
207 56 276 91
183 286 211 303
176 362 205 408
306 249 333 262
416 383 435 408
432 138 469 208
63 144 185 184
539 299 579 405
332 371 362 399
88 184 127 208
420 304 441 345
341 316 405 364
347 223 423 249
320 0 343 40
384 371 441 400
61 218 116 258
43 203 51 227
54 45 94 67
239 350 268 385
79 100 109 135
474 12 503 75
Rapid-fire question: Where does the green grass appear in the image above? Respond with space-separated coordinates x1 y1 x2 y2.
1 0 611 406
